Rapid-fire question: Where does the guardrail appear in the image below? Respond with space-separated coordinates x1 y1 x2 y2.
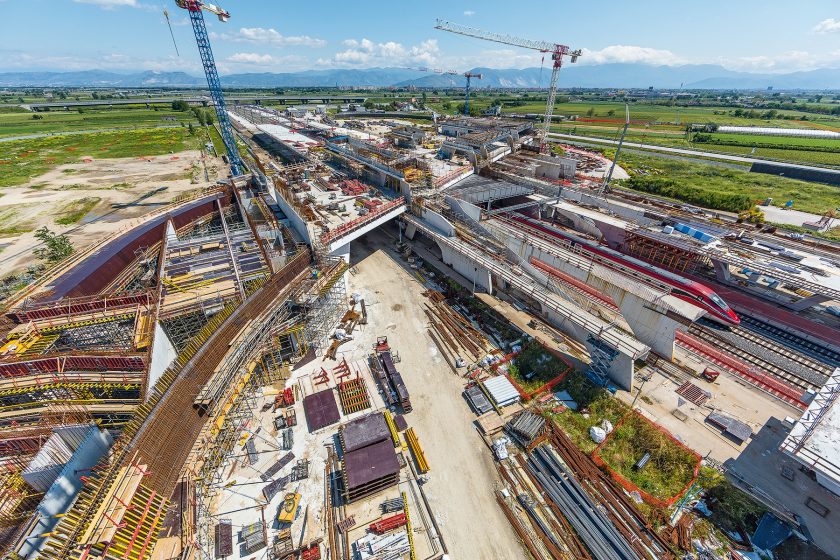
320 197 406 245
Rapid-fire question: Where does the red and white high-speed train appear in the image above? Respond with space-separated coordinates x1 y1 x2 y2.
509 215 740 325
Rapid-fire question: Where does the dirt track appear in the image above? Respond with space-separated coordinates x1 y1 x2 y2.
0 150 224 274
341 228 527 559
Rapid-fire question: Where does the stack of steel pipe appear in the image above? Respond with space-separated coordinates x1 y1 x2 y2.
506 411 545 445
528 446 640 560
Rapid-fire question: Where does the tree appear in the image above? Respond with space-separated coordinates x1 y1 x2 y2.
33 227 74 263
203 110 214 125
586 107 595 117
171 100 190 111
192 107 206 125
607 109 615 117
188 122 196 135
32 114 43 120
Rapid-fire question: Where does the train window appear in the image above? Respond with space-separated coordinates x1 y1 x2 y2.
672 288 703 302
709 293 730 310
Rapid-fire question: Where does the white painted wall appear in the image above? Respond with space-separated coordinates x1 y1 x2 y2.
147 323 178 396
272 184 311 244
421 209 456 237
445 196 482 222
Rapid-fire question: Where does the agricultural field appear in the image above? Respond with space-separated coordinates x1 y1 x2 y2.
550 123 840 166
0 107 201 138
613 151 840 215
0 127 206 188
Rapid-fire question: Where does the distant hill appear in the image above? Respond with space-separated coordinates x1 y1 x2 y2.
1 65 839 89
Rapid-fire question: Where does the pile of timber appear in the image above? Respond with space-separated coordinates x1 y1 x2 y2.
423 291 488 362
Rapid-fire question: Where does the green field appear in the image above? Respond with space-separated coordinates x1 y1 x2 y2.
0 127 204 188
550 123 840 166
614 151 840 215
0 107 201 138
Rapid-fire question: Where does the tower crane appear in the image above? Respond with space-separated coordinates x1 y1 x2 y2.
406 67 482 116
434 19 580 152
175 0 244 176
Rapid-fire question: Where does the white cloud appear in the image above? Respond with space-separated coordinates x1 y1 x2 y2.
580 45 684 66
74 0 137 6
463 10 475 16
716 49 840 73
73 0 154 10
227 53 276 64
212 27 326 48
813 18 840 34
321 37 440 67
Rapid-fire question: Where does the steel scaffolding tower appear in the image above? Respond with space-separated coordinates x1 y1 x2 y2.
586 334 620 387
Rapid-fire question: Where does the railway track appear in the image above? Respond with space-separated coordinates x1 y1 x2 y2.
739 314 840 369
695 319 834 380
686 323 823 394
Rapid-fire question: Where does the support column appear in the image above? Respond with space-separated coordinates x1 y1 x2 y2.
712 258 732 282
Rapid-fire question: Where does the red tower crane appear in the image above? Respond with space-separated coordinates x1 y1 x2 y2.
434 19 580 152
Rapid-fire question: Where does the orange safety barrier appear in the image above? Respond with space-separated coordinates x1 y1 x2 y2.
590 410 702 509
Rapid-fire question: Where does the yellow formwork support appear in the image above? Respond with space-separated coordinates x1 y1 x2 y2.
405 428 429 474
384 410 399 447
402 491 416 560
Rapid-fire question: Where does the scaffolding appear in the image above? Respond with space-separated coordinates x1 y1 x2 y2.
299 259 348 356
183 359 265 559
586 334 620 387
624 228 709 274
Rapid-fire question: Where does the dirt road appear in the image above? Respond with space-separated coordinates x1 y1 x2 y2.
341 229 527 560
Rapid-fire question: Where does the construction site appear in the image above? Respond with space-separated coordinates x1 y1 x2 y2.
1 5 839 560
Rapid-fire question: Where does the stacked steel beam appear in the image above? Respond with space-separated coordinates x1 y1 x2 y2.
528 445 640 560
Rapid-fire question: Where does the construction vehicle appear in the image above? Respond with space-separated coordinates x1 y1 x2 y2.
701 368 720 382
435 19 580 153
277 492 302 524
175 0 244 175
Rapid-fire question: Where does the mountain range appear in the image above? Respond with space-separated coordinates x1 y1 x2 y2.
1 65 839 89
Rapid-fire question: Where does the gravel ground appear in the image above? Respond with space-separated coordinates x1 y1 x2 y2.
341 228 528 560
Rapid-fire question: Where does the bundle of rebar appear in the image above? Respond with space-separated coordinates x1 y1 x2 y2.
528 446 640 560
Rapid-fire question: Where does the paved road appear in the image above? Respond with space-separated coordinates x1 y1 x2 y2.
547 132 837 171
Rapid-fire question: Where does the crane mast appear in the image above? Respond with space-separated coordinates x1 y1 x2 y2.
407 66 482 117
176 0 244 176
463 72 481 116
434 19 580 152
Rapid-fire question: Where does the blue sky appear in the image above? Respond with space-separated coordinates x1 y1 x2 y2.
2 0 839 74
